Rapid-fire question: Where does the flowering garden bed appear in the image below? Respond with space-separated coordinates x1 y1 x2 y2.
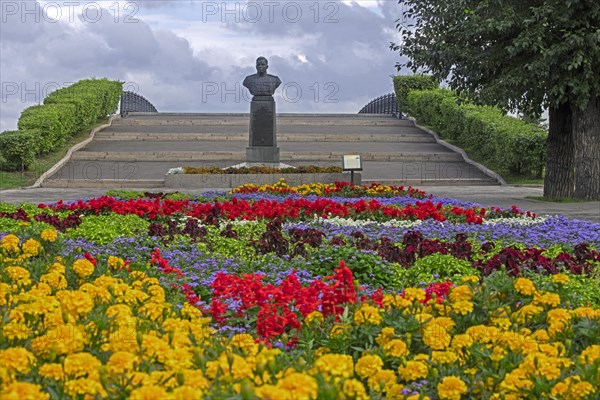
1 180 599 399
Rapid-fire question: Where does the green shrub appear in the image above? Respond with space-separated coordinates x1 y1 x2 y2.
18 103 77 152
1 78 123 172
407 89 547 177
0 130 41 171
395 253 476 288
393 74 439 113
64 214 150 245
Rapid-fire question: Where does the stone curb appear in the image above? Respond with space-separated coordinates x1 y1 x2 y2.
408 117 507 186
31 115 120 188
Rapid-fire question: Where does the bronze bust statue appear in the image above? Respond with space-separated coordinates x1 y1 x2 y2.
243 57 282 98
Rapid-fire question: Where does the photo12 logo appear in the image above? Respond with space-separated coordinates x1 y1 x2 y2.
201 81 339 104
1 1 139 24
198 1 339 23
1 81 140 103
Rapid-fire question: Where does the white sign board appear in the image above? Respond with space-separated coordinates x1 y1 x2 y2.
342 154 362 171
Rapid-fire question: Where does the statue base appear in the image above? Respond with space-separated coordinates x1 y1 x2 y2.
246 146 280 164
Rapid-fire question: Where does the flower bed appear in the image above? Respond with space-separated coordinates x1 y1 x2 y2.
1 181 599 399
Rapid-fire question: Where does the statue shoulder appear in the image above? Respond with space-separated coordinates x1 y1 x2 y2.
269 74 282 84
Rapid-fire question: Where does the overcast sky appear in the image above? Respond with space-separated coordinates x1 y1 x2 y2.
0 0 408 132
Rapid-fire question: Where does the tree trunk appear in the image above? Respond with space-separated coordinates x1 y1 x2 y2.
572 93 600 200
544 103 574 198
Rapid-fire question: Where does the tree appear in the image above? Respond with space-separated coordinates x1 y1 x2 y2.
391 0 600 199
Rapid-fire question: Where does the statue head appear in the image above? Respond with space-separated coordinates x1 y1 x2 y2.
256 56 268 76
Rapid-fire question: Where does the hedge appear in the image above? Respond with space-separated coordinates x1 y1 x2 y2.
392 74 439 113
0 78 123 171
0 130 42 171
407 89 547 177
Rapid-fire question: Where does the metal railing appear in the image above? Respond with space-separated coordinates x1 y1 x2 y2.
120 91 158 116
358 93 401 118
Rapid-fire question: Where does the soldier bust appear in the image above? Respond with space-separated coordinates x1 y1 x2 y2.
243 56 282 98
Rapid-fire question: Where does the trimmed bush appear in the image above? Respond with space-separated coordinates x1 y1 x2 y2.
393 74 439 113
0 130 41 171
408 89 547 177
18 103 77 152
1 78 123 171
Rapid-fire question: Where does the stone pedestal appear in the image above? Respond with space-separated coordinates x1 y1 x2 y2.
246 96 280 164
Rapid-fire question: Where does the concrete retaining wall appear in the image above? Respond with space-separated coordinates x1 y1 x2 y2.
165 172 360 188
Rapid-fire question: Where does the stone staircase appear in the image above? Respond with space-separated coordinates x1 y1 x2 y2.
41 113 501 188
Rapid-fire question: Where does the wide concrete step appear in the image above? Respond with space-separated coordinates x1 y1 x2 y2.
41 179 164 188
100 124 429 136
71 151 464 162
112 113 412 127
81 140 449 153
94 132 435 143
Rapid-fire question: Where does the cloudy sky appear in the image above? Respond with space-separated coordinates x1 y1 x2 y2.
1 0 409 132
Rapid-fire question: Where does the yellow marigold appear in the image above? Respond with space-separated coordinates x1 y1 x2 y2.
0 382 49 400
0 347 36 374
72 259 95 278
254 385 289 400
437 376 468 400
449 285 474 302
342 378 369 400
39 363 64 380
49 262 66 274
230 333 259 355
384 339 409 358
129 385 170 400
205 352 253 381
0 282 10 306
22 238 41 256
579 345 600 364
386 383 406 400
514 278 536 295
490 346 507 362
531 329 551 342
514 304 544 324
64 378 106 398
305 310 324 325
572 306 600 319
398 360 428 381
465 325 498 344
314 347 330 358
452 300 474 315
5 266 31 286
107 255 126 269
41 228 58 242
106 351 138 374
63 352 102 379
277 372 319 399
404 287 427 302
376 327 396 347
431 351 458 364
429 317 455 331
0 234 20 253
181 302 203 320
181 369 209 389
355 354 384 379
461 275 479 284
354 304 382 325
172 385 204 400
2 321 30 340
138 301 169 321
551 273 570 284
314 354 354 379
383 294 413 309
533 291 561 307
40 272 67 290
368 369 397 393
56 290 94 319
423 323 451 350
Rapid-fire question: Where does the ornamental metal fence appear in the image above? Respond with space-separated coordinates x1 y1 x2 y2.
120 91 158 116
358 93 401 118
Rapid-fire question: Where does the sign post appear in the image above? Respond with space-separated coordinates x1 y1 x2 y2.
342 154 362 185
